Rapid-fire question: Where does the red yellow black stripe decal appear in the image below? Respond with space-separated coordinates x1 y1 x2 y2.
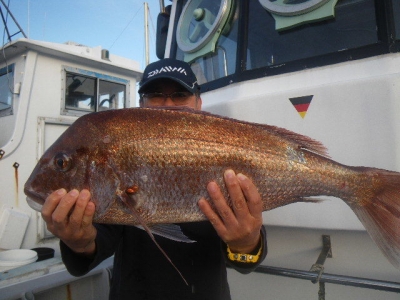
289 95 313 118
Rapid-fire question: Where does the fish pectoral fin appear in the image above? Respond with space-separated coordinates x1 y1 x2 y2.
135 224 196 243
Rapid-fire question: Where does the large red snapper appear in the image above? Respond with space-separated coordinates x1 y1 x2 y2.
24 107 400 269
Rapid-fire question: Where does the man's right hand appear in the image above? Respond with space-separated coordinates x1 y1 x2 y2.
41 189 97 256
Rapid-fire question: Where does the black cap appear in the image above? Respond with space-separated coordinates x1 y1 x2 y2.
138 58 200 94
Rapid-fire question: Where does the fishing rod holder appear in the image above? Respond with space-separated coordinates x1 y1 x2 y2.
309 235 332 300
310 235 332 284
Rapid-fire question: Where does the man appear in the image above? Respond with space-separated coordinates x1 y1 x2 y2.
42 58 267 299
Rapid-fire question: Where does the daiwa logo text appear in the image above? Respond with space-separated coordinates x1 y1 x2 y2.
147 66 187 78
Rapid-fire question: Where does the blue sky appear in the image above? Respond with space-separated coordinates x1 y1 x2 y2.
1 0 162 70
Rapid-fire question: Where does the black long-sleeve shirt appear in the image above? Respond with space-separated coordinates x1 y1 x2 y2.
61 221 267 300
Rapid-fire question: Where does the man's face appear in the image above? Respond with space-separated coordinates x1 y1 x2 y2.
140 79 202 110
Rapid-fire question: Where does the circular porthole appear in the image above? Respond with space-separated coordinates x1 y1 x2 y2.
176 0 234 61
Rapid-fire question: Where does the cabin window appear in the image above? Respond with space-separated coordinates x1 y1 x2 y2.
171 0 397 91
246 0 378 70
0 64 14 117
393 1 400 40
62 66 128 116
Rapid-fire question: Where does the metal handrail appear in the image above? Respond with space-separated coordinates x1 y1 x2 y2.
253 265 400 293
241 235 400 297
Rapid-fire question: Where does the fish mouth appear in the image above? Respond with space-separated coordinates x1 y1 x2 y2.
23 187 45 212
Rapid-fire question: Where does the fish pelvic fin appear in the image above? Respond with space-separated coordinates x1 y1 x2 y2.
135 224 196 243
350 167 400 269
123 201 189 285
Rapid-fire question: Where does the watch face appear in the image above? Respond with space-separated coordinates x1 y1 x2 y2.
258 0 330 16
177 0 231 53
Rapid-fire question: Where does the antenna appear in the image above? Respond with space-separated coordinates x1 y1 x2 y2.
144 2 150 66
0 0 27 44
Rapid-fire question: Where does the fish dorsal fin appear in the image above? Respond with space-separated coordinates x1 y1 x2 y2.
267 126 329 158
123 200 189 285
136 224 196 243
230 119 329 157
143 107 329 157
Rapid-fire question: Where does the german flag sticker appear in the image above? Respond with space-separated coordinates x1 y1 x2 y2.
289 95 313 118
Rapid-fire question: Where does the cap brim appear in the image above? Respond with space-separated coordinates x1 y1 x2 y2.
138 75 198 94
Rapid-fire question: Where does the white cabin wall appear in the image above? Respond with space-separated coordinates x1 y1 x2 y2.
0 51 32 148
0 50 47 252
15 53 77 252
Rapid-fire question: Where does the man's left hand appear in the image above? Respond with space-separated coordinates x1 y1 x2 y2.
198 169 263 253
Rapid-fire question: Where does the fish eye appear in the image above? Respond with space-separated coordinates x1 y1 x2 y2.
53 153 72 171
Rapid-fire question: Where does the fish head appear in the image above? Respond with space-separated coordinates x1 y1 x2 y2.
24 114 120 215
26 148 92 209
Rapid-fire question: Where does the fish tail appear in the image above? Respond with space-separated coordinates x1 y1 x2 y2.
350 167 400 268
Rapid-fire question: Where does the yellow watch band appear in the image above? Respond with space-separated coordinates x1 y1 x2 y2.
226 236 263 263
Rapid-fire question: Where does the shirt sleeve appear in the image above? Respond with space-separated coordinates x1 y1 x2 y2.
222 225 267 274
60 224 124 276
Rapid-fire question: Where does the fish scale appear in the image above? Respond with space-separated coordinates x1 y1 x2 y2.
24 107 400 270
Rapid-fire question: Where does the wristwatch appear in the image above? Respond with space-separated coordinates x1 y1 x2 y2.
226 236 263 263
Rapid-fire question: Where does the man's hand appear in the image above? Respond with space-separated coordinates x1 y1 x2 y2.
198 170 263 253
41 189 97 256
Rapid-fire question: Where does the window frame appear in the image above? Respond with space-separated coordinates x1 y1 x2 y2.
61 66 130 117
0 63 15 118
